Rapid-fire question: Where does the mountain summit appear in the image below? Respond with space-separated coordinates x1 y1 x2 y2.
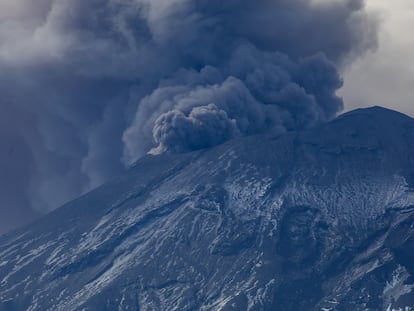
1 107 414 311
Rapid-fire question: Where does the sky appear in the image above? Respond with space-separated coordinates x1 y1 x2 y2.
341 0 414 116
0 0 412 234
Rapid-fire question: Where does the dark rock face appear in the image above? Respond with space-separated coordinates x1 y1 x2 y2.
277 206 326 265
1 107 414 310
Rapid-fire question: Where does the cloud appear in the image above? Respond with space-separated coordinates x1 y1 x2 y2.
0 0 378 232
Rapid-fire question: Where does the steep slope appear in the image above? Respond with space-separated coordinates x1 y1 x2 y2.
1 106 414 310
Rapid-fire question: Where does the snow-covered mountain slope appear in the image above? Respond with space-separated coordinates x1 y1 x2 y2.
1 106 414 311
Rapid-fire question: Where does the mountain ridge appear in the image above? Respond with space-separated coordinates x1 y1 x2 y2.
1 106 414 310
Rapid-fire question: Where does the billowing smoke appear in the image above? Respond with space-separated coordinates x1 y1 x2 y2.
123 50 343 159
0 0 378 233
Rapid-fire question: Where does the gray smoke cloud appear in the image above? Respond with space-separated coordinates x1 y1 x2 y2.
0 0 378 233
124 50 343 159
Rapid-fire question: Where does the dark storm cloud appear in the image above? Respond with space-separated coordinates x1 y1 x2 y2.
0 0 378 232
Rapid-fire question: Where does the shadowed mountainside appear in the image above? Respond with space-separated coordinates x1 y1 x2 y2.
1 106 414 310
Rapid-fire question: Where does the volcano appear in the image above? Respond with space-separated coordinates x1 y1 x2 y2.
1 106 414 311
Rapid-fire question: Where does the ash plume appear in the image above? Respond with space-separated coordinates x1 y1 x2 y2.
0 0 378 232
